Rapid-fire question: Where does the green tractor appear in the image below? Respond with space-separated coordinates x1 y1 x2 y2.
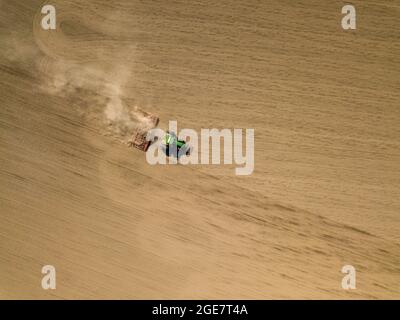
160 131 191 157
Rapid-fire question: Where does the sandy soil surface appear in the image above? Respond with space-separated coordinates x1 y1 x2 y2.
1 0 399 299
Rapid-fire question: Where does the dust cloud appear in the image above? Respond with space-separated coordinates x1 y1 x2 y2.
39 58 148 140
2 28 148 141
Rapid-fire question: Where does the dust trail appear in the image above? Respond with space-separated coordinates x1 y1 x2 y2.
38 57 149 141
2 26 150 142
